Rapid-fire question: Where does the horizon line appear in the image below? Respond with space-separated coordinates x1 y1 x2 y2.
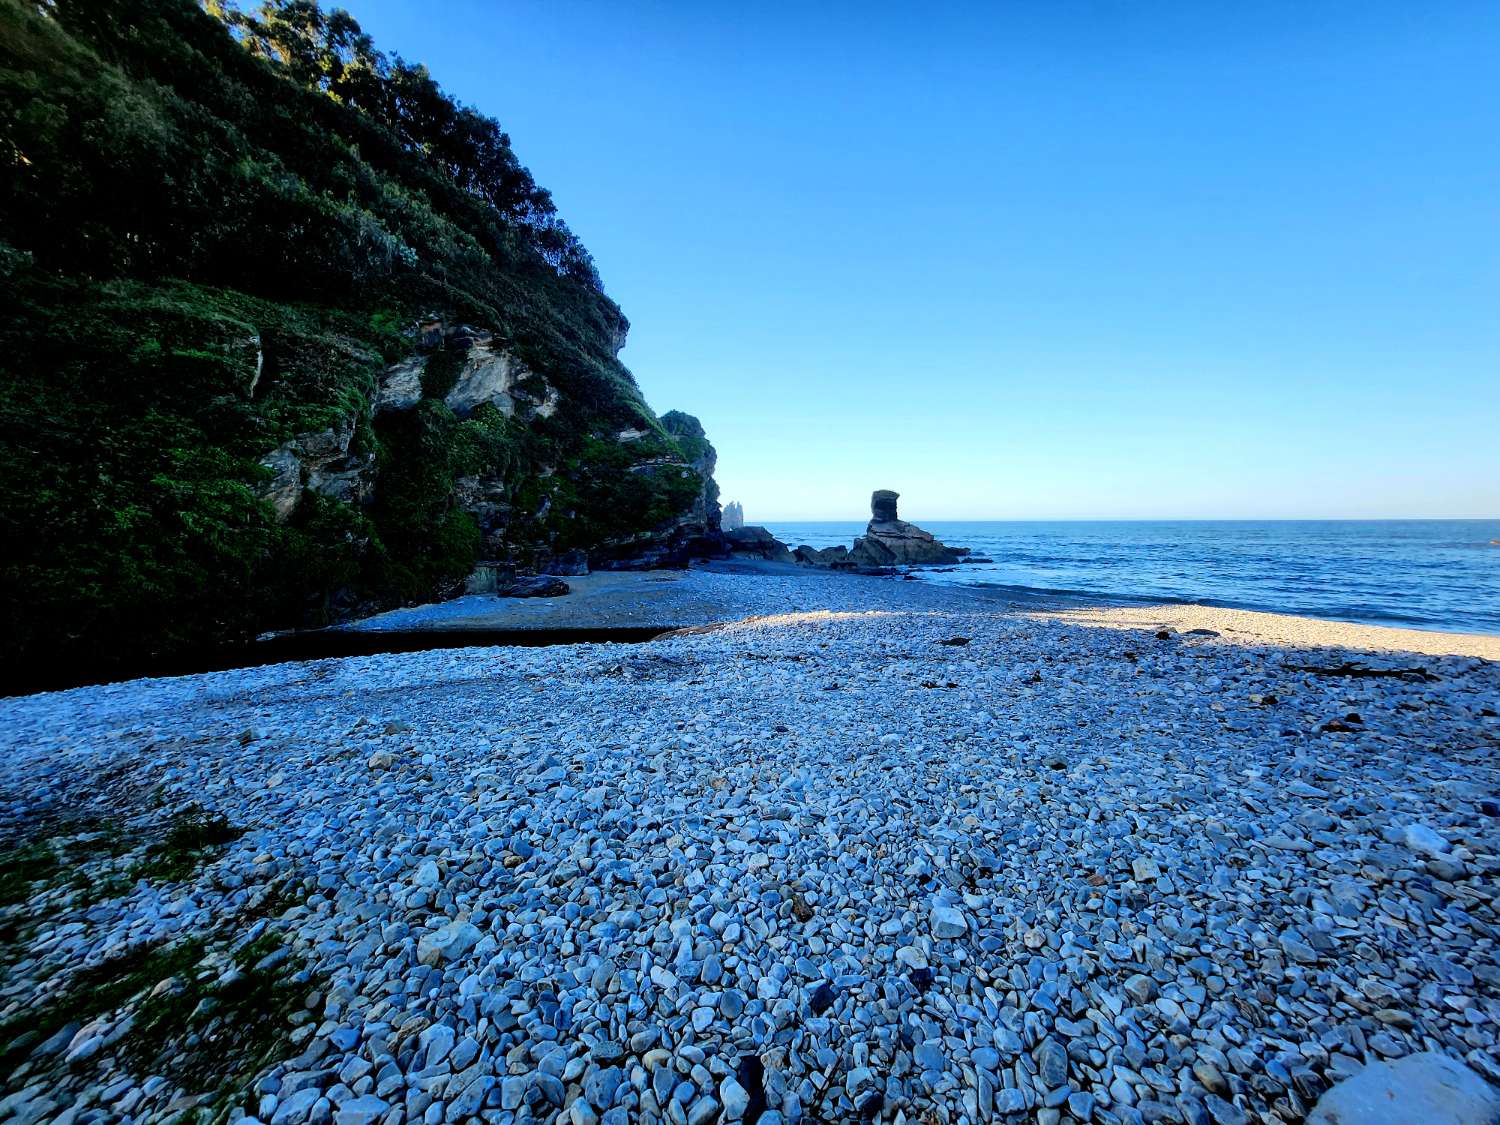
748 515 1500 523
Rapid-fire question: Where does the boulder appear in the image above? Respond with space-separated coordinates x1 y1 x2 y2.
794 544 850 568
849 490 962 566
501 575 570 598
726 526 795 564
464 567 567 597
1307 1052 1500 1125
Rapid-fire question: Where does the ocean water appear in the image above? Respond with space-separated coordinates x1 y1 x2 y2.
761 520 1500 635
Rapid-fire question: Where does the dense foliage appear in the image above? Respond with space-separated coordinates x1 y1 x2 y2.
0 0 707 677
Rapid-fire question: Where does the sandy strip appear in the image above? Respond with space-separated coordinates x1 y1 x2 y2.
1028 602 1500 660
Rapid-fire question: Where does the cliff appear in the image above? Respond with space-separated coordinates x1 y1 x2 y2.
0 0 721 673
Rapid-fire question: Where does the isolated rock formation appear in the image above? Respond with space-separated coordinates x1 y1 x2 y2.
848 490 964 566
722 500 745 531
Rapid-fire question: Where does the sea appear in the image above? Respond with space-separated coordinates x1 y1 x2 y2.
760 520 1500 636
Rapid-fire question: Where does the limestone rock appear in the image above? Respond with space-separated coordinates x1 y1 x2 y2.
1307 1051 1500 1125
722 500 745 531
256 415 373 521
417 920 483 966
375 324 556 420
848 490 963 567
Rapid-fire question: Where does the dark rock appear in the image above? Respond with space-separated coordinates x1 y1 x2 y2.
937 636 970 646
544 549 589 577
793 544 850 568
726 526 795 564
871 489 900 522
909 967 934 991
809 982 836 1014
500 575 569 598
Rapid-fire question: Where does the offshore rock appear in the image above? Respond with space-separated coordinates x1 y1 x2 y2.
722 500 745 531
848 490 963 566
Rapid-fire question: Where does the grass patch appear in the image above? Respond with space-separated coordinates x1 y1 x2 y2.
0 928 315 1113
0 937 207 1074
124 931 310 1101
130 806 244 883
0 823 130 907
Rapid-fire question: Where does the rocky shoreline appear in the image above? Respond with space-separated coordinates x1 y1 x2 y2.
2 568 1498 1125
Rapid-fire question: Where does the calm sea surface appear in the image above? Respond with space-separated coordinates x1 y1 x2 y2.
761 520 1500 635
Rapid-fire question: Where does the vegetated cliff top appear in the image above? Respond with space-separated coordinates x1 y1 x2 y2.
0 0 711 675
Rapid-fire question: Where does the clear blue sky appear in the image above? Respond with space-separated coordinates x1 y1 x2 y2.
345 0 1499 520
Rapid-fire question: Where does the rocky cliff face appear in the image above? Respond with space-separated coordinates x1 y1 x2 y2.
0 0 723 672
248 316 719 578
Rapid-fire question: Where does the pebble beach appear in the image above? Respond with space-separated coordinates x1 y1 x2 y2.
2 567 1499 1125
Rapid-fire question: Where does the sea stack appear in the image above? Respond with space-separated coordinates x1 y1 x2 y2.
848 490 964 566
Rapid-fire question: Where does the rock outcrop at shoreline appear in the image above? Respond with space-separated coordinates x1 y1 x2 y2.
848 490 965 567
725 525 795 563
785 490 966 571
722 500 745 531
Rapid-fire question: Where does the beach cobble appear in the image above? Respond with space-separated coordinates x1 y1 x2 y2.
2 572 1498 1125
